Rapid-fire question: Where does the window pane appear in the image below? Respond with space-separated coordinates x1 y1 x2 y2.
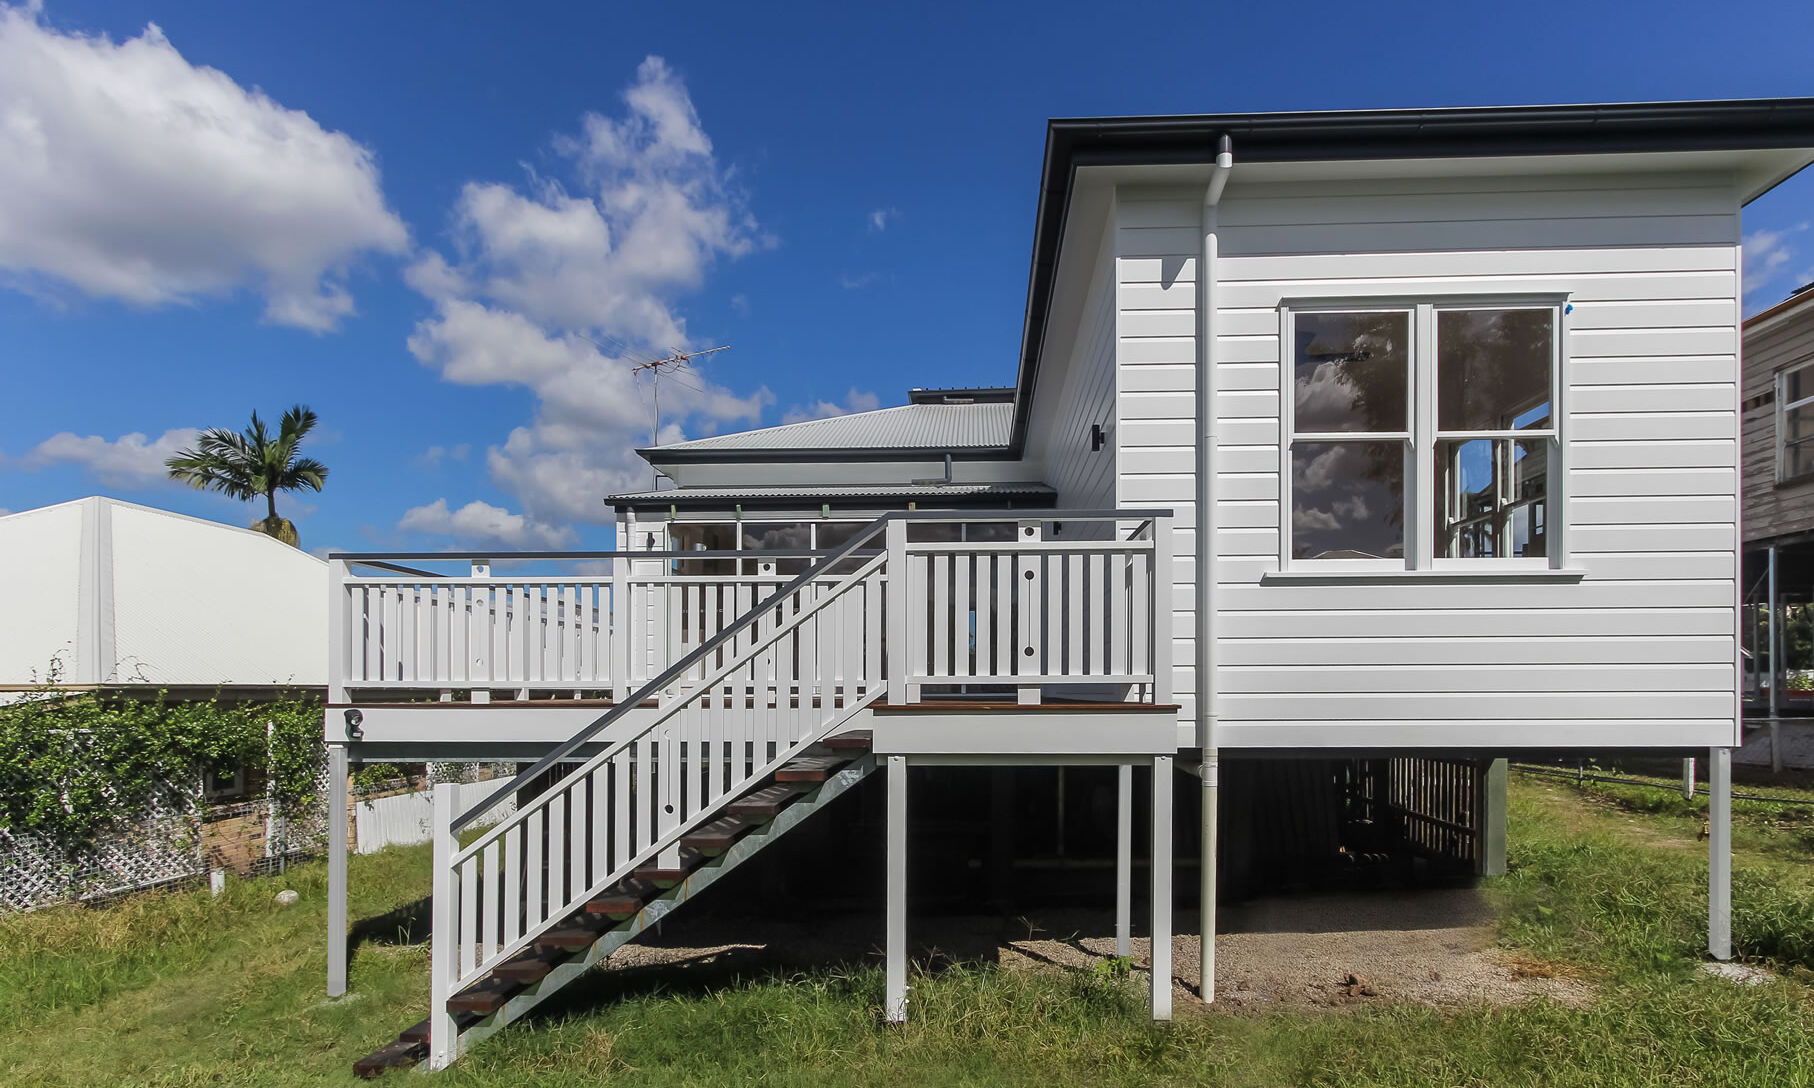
670 522 735 576
1436 438 1548 559
741 522 812 575
1788 366 1812 406
1437 308 1553 432
1786 405 1814 480
1292 311 1410 433
1290 441 1405 560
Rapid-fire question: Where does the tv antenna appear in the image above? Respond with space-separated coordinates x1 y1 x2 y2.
630 344 730 488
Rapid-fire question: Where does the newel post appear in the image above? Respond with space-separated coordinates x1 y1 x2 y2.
610 554 632 701
327 559 350 705
885 518 910 705
1150 515 1174 706
428 784 460 1069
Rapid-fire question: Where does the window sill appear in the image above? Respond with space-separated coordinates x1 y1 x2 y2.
1260 567 1587 586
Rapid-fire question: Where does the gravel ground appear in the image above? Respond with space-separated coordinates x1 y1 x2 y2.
600 887 1591 1012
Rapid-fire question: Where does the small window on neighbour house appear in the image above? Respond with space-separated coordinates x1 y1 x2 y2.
1780 362 1814 483
1287 302 1559 565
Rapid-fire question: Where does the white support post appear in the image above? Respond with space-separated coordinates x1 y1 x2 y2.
885 519 911 706
1199 755 1217 1003
1769 545 1781 772
1150 755 1173 1021
1116 762 1133 958
327 743 349 997
1709 746 1732 962
1683 757 1697 800
886 755 909 1022
428 783 460 1069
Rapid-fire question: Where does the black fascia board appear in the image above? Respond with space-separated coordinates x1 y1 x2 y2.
1008 98 1814 454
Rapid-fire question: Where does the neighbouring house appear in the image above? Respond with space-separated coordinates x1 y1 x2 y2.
0 497 329 903
1740 284 1814 769
331 99 1814 1074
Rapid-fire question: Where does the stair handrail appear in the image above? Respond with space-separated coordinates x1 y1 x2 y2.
449 512 894 831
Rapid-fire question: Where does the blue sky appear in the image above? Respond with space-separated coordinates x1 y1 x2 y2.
1 0 1811 553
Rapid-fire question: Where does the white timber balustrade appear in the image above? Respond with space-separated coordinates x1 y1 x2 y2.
898 512 1173 704
331 510 1172 708
329 554 815 700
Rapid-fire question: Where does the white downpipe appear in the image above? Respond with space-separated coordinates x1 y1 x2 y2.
1196 134 1233 1004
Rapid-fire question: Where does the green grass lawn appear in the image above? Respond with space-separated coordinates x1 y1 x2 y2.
4 776 1814 1087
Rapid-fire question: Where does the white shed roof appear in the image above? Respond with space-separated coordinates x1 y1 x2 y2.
645 400 1012 457
0 497 326 690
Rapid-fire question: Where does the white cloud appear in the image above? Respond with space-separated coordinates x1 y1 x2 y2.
407 56 771 525
868 207 898 232
0 4 408 330
781 388 881 425
397 498 576 549
415 443 471 470
18 426 195 487
1744 223 1810 307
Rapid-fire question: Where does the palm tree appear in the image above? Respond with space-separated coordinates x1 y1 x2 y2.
165 406 329 547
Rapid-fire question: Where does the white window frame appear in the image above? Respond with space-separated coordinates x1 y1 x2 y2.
1279 295 1569 573
1777 360 1814 484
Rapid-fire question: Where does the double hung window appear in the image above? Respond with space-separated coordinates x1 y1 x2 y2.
1778 361 1814 483
1285 300 1561 567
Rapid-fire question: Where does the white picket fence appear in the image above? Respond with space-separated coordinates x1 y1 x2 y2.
355 781 518 855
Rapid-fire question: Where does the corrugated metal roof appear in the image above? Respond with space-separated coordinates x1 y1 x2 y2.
607 482 1054 506
645 401 1012 455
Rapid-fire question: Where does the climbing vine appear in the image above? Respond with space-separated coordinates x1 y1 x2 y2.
0 679 324 853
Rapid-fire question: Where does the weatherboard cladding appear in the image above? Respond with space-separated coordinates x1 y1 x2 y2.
645 401 1011 454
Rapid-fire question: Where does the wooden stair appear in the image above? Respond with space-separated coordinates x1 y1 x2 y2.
352 731 874 1077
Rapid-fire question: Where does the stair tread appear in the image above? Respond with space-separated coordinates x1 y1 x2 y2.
352 1037 428 1078
821 730 873 751
681 812 761 852
490 947 569 983
634 846 706 883
398 1011 481 1044
446 975 524 1014
535 917 611 950
726 782 808 817
586 876 661 916
775 754 850 782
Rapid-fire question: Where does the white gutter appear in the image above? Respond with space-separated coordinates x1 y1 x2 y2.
1195 133 1233 1004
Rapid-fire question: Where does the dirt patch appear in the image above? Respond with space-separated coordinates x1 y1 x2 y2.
597 887 1591 1013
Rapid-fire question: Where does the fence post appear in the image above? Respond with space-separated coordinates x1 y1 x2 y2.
428 783 459 1068
885 518 910 705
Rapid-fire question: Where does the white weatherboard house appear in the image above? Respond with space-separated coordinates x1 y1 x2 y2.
1 496 327 696
332 100 1814 1074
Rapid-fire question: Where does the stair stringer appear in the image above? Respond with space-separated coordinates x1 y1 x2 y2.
443 753 879 1063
